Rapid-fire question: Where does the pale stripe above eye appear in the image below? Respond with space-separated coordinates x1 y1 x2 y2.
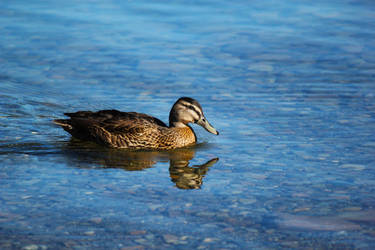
185 104 202 118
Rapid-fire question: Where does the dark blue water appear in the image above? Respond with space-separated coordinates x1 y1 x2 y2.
1 0 375 249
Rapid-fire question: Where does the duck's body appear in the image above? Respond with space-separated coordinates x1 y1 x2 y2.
54 97 218 150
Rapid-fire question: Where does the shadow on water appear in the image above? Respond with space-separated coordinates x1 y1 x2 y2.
62 139 219 189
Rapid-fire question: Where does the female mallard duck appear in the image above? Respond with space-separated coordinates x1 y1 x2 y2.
54 97 219 150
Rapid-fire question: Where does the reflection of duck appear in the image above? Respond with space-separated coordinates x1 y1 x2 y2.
169 158 219 189
63 140 219 189
54 97 219 150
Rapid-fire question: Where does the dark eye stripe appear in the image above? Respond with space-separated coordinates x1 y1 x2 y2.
181 103 202 118
189 105 202 118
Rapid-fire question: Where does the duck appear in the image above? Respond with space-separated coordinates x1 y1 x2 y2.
53 97 219 150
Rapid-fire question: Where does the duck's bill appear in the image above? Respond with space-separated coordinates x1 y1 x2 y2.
197 117 219 135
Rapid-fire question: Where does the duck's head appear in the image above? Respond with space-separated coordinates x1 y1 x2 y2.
169 97 219 135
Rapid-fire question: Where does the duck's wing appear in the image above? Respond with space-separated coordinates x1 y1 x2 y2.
65 110 167 128
60 110 167 148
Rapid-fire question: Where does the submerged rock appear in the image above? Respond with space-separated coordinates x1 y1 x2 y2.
277 213 361 231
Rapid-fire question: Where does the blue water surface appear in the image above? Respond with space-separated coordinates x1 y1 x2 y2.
1 0 375 249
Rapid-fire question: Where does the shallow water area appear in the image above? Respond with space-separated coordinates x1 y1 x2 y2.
1 0 375 249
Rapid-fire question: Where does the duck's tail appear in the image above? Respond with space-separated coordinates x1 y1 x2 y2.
53 119 73 129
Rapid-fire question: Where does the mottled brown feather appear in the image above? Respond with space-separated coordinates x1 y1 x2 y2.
54 109 196 150
54 97 219 150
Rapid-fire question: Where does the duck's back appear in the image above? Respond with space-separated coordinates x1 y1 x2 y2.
54 109 172 149
65 110 167 127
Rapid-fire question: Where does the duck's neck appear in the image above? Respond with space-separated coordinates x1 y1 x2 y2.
169 121 187 128
168 123 197 146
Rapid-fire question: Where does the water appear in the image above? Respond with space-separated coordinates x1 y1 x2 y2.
1 0 375 249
